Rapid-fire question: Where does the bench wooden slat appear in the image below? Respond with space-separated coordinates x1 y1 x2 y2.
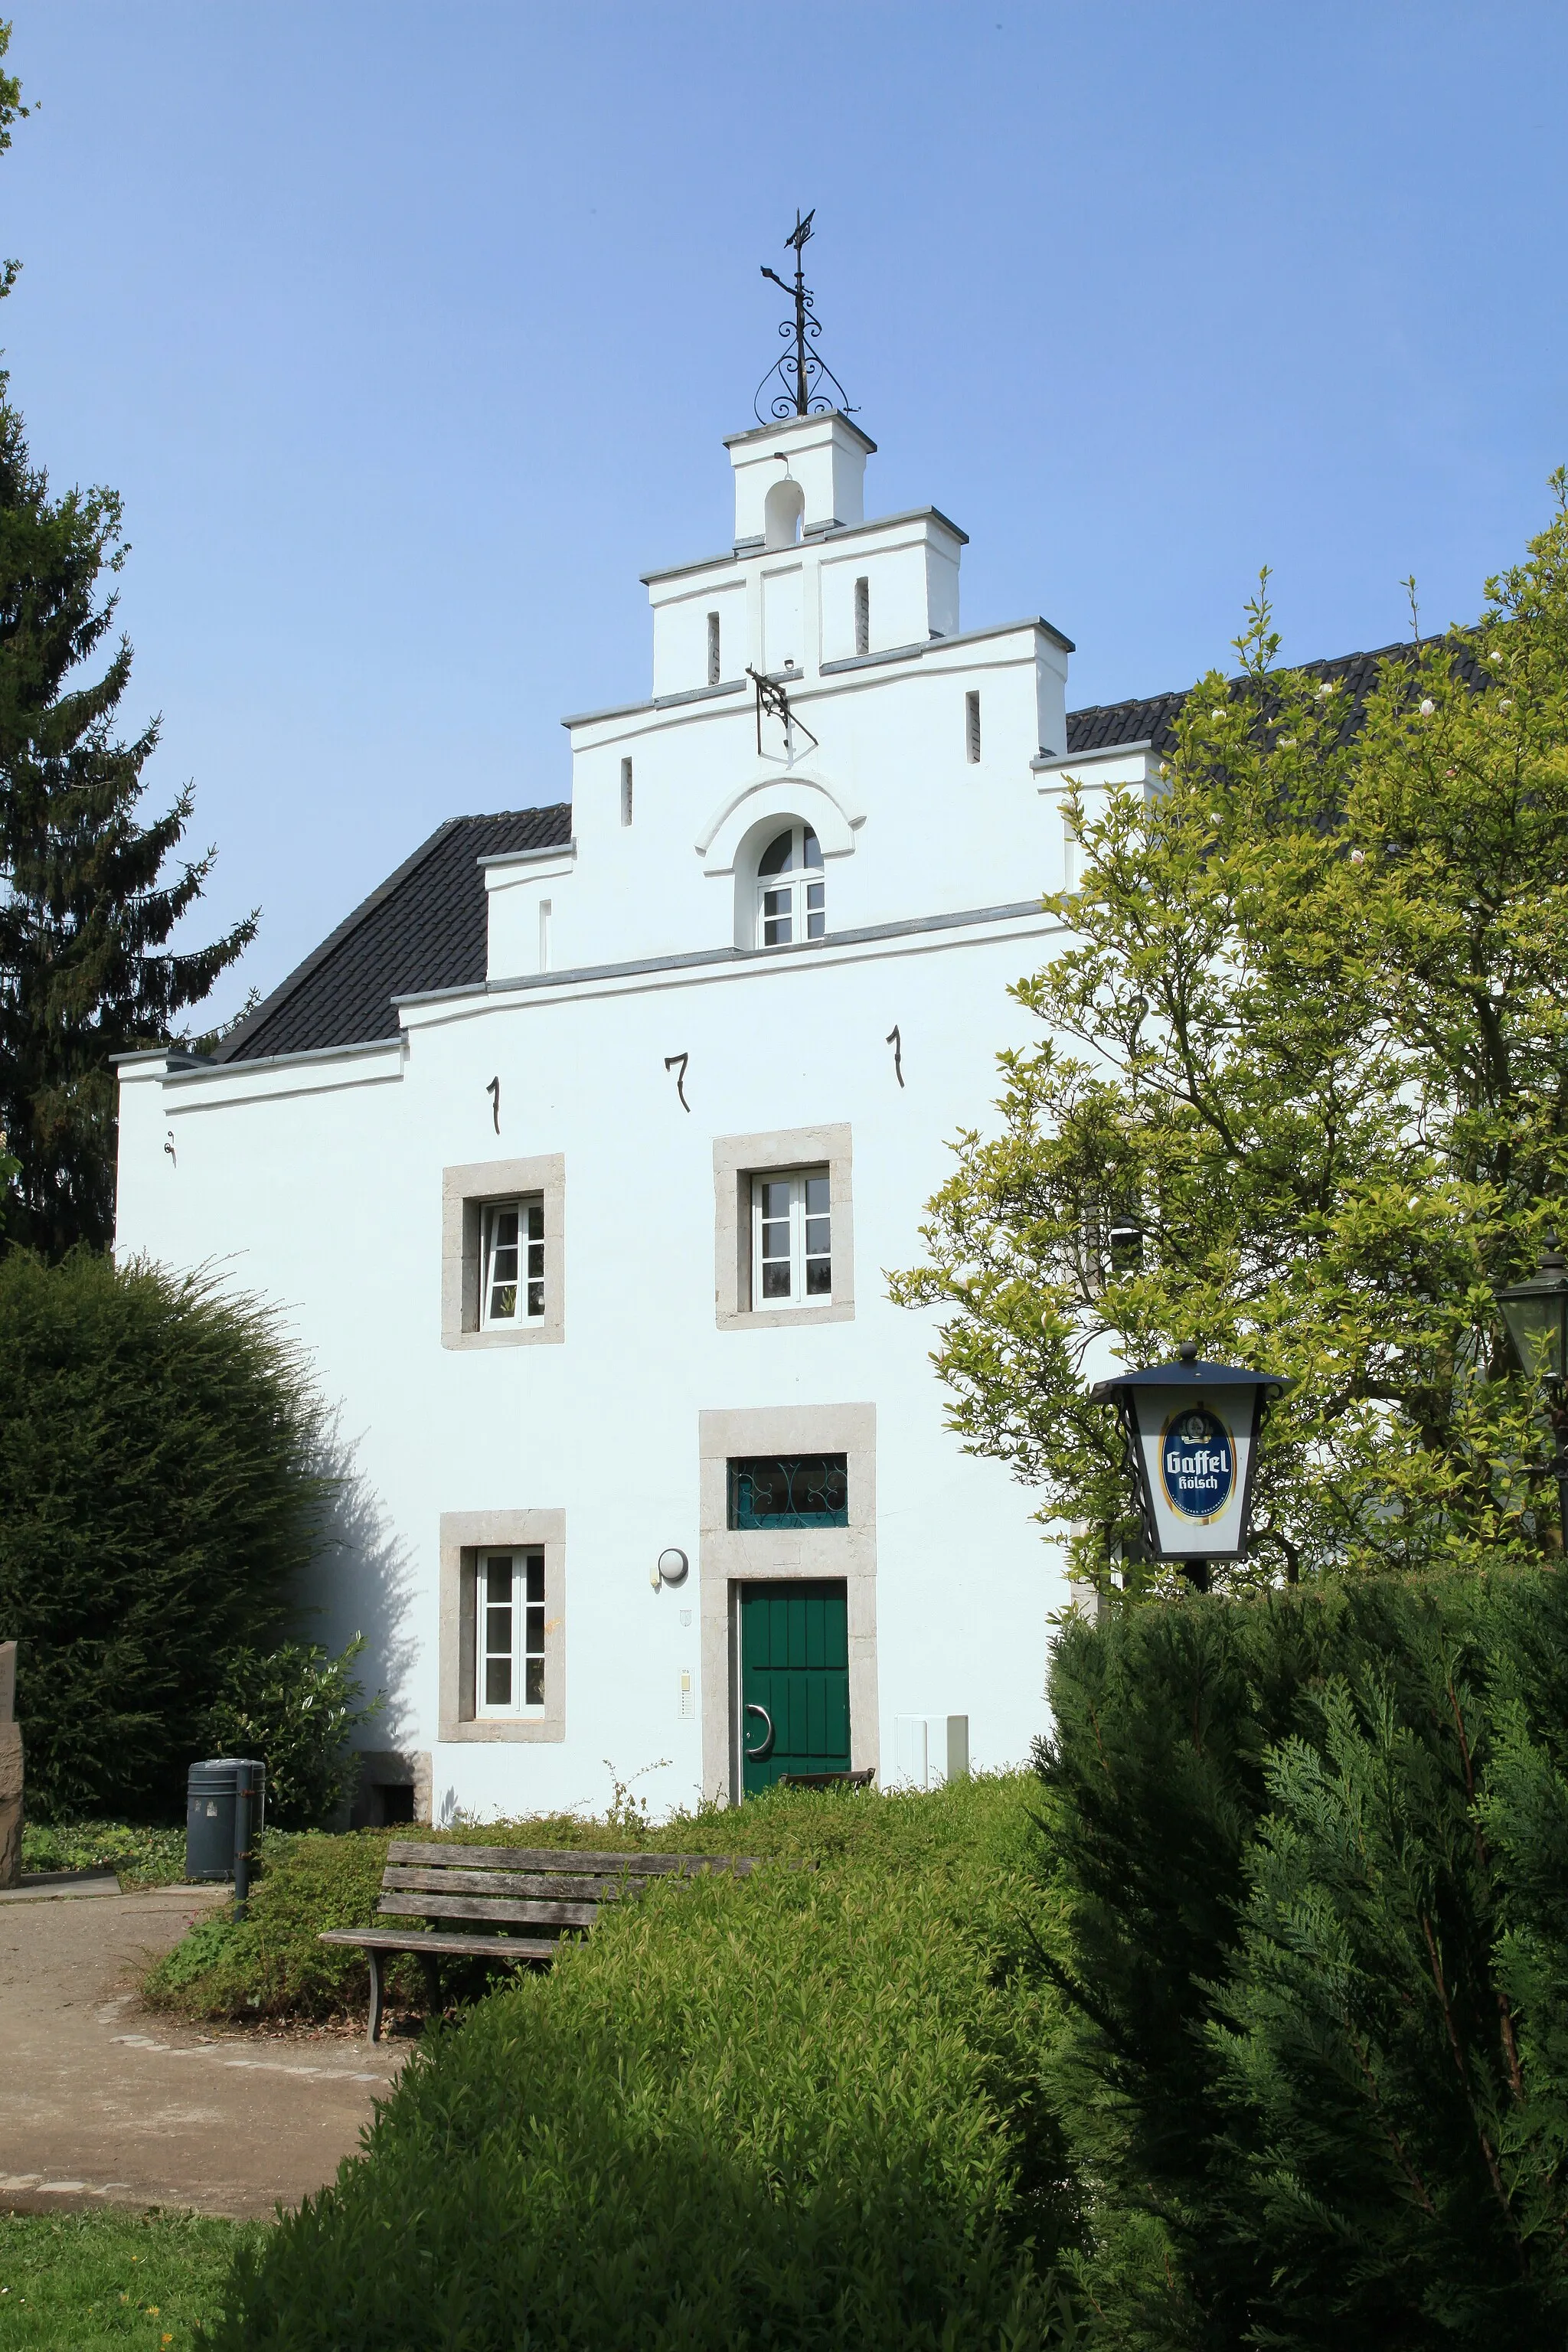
376 1890 599 1929
320 1926 562 1959
384 1841 755 1877
325 1843 760 2043
381 1865 639 1902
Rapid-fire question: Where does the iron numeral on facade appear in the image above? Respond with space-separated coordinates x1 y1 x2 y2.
664 1052 691 1112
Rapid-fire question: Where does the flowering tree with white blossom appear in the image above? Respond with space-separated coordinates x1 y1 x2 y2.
892 479 1568 1596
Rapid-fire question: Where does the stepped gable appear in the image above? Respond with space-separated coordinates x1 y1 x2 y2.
214 639 1485 1065
217 804 572 1063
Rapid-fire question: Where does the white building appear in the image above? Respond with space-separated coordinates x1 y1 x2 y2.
113 404 1167 1825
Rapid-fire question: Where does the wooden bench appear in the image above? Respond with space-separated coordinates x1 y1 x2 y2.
320 1840 759 2041
778 1768 876 1790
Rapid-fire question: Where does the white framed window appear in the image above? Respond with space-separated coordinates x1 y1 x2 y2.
476 1547 545 1715
756 825 825 948
481 1195 544 1327
714 1126 853 1332
443 1157 565 1351
751 1167 831 1308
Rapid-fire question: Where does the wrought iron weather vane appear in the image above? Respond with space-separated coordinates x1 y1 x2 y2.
746 663 818 760
754 209 853 425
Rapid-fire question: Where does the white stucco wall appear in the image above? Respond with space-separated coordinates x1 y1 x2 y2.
114 410 1155 1822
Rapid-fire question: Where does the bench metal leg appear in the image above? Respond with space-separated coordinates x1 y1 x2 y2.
366 1947 384 2045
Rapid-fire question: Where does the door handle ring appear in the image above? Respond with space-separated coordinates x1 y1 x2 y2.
743 1701 775 1762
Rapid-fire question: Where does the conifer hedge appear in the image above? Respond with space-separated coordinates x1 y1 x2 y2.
1038 1571 1568 2347
0 1249 329 1818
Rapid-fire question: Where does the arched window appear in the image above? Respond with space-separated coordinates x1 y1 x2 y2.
756 824 825 946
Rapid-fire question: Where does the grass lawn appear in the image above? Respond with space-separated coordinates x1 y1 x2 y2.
0 2210 258 2352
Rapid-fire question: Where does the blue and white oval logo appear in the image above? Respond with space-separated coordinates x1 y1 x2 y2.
1160 1406 1236 1523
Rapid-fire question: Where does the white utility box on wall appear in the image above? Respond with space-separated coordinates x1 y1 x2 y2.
893 1714 970 1790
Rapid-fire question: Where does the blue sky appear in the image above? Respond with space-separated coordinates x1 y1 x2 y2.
7 3 1566 1020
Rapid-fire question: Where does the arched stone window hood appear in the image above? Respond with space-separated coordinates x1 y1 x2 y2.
697 773 864 952
697 772 862 875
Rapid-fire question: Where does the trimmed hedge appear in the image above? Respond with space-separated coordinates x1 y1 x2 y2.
192 1777 1082 2350
146 1828 394 2018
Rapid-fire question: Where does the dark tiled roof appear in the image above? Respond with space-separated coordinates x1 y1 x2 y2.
217 805 572 1063
217 638 1481 1064
1063 637 1482 760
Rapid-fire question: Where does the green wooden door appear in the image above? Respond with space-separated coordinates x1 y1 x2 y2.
740 1581 850 1795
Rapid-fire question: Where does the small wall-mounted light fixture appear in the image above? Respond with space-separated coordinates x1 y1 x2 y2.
651 1547 690 1591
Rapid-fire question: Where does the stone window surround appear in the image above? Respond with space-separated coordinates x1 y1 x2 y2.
697 1403 877 1805
438 1508 567 1743
441 1155 566 1348
713 1123 853 1331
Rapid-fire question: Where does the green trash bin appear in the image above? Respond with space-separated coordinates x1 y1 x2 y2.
186 1758 266 1884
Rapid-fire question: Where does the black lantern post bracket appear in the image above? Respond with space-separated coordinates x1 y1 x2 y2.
1493 1231 1568 1540
1089 1342 1290 1593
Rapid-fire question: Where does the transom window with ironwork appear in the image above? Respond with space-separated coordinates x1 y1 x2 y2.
752 1168 830 1308
477 1548 545 1714
756 824 825 947
481 1195 544 1327
728 1455 848 1529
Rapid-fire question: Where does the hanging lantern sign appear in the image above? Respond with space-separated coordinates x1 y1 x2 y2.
1089 1344 1289 1566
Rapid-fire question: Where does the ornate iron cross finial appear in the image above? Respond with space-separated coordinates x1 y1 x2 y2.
755 208 853 425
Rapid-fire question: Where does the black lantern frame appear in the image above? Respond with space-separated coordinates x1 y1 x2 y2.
1493 1232 1568 1539
1090 1344 1289 1590
1494 1234 1568 1390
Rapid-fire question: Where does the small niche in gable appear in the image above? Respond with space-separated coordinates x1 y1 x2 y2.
764 477 805 550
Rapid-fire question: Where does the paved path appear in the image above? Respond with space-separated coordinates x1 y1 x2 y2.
0 1881 405 2218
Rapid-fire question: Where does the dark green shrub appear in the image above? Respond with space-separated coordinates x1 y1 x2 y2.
194 1779 1083 2350
199 1637 378 1826
0 1248 330 1817
1039 1573 1568 2349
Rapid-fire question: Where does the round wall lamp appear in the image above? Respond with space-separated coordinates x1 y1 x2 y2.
651 1547 690 1591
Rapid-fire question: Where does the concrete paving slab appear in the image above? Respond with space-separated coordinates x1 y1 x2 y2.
0 1882 406 2218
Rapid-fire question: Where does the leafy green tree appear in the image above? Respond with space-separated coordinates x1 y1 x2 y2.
201 1638 380 1828
0 1248 333 1818
892 485 1568 1592
0 24 254 1256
